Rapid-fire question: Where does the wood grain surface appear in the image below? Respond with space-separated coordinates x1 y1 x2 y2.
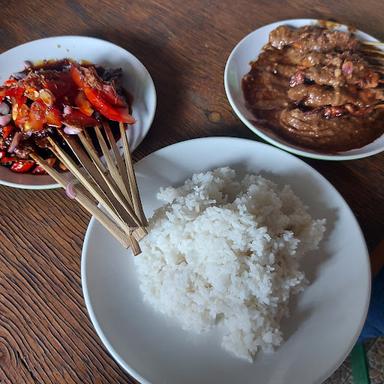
1 1 384 383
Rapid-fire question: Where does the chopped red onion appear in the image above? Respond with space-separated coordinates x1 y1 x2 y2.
65 180 77 199
63 105 72 116
8 131 23 153
63 124 82 135
0 102 10 115
342 61 353 76
0 114 11 126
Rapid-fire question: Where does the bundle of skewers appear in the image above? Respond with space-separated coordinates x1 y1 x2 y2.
31 121 147 254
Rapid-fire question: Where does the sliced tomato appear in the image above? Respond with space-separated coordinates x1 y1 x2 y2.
22 100 62 131
83 87 135 123
24 86 40 101
45 106 62 127
70 64 133 123
63 107 98 127
14 104 30 128
27 100 46 131
2 125 14 139
100 84 127 107
75 91 94 116
10 159 35 173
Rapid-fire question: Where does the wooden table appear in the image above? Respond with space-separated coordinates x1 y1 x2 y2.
1 1 384 383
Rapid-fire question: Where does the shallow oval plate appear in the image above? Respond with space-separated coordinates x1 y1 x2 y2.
0 36 156 189
82 137 370 384
224 18 384 160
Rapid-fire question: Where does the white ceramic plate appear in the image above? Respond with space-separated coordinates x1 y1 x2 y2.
0 36 156 189
82 137 370 384
224 18 384 160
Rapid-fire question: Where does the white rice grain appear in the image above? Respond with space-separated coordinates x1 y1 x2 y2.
134 167 325 362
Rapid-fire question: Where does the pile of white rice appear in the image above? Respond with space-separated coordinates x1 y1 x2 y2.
134 167 325 361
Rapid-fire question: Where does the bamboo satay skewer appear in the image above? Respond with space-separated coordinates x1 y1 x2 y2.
46 144 144 249
94 125 131 203
78 131 130 209
119 122 148 226
78 130 106 172
29 153 139 251
47 137 145 243
362 41 384 46
77 125 148 241
102 121 132 202
59 132 142 228
91 125 147 236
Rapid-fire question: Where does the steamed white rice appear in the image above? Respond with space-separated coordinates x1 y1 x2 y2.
134 167 325 361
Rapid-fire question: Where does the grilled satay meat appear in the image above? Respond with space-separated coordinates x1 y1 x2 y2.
269 25 359 52
242 24 384 152
287 84 381 108
290 53 379 89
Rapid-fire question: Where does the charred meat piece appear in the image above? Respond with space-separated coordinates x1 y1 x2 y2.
290 54 379 89
261 47 379 89
288 84 381 108
288 84 358 107
269 25 359 53
292 65 379 89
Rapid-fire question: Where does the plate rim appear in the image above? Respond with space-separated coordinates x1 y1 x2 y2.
0 35 156 190
81 136 371 384
224 18 384 161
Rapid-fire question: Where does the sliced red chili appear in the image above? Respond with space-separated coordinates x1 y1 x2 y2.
4 79 18 87
28 100 46 131
10 159 35 173
70 64 134 123
70 65 83 89
100 84 127 108
6 86 26 106
75 91 94 116
45 106 62 127
83 87 135 123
